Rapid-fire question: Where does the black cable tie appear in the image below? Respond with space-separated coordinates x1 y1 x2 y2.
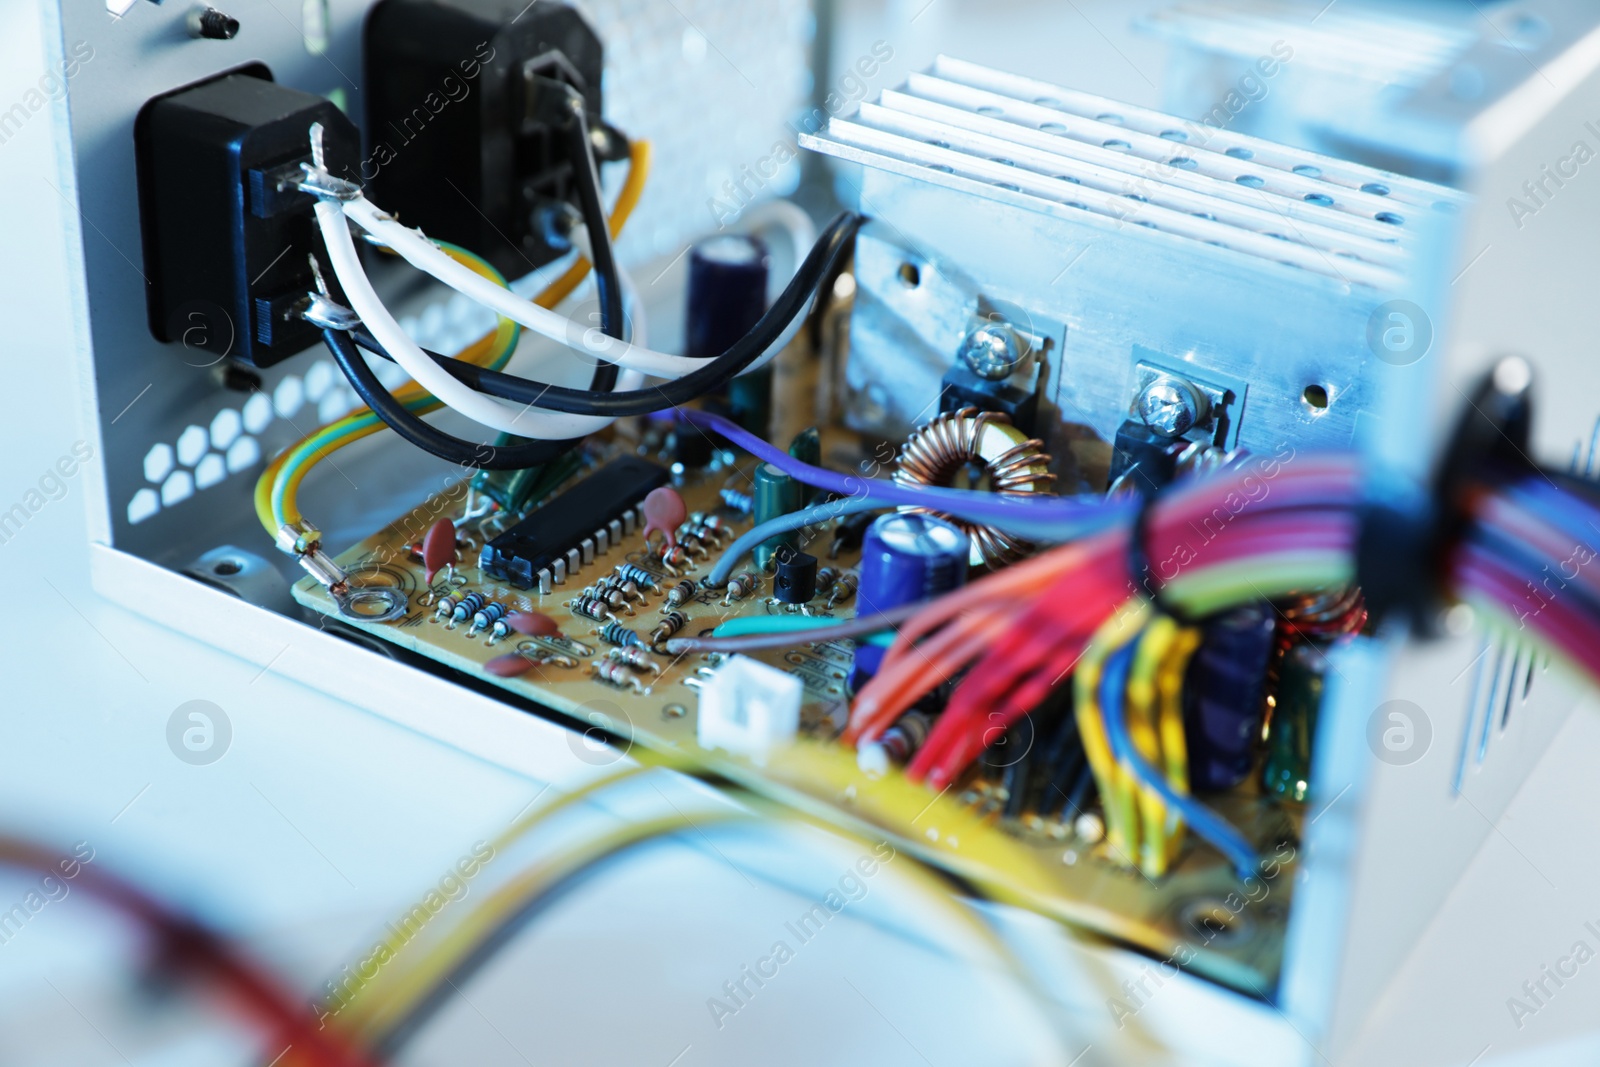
1358 357 1537 633
1128 491 1204 626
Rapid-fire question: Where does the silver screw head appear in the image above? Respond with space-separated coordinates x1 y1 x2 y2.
1137 376 1206 437
960 322 1023 381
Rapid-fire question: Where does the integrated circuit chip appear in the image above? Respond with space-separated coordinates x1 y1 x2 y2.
479 456 669 591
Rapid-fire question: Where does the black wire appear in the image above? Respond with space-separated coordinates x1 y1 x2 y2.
349 211 867 418
322 328 580 470
564 104 623 389
321 104 629 471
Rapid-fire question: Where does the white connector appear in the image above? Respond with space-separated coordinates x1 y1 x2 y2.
695 656 803 764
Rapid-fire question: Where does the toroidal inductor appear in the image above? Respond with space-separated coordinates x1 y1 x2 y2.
891 407 1054 567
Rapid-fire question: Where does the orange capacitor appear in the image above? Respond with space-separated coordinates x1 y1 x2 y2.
641 486 688 548
422 518 458 584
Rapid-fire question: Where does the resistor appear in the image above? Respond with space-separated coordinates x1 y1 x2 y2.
582 583 634 616
651 611 688 646
433 594 459 621
570 596 612 622
815 567 840 598
723 571 760 605
673 523 712 557
689 513 734 543
468 601 507 636
881 711 932 764
614 563 660 590
720 487 753 514
615 579 647 605
827 573 858 608
657 544 691 575
449 592 488 628
599 620 644 648
607 646 661 674
591 658 646 692
663 579 699 610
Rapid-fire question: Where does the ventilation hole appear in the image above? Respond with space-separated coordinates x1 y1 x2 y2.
1292 164 1322 178
1039 121 1068 133
1192 212 1217 221
209 408 242 450
990 157 1016 166
161 470 195 507
1097 112 1125 125
1361 182 1391 197
1033 95 1061 107
212 558 244 576
194 453 226 490
225 436 260 473
1160 129 1188 142
1236 174 1266 188
1265 233 1290 241
927 139 950 148
1058 174 1081 184
1303 384 1330 411
1064 201 1089 211
127 488 159 525
242 393 273 434
318 393 348 423
1225 146 1254 160
976 105 1003 116
143 443 175 484
1134 221 1158 230
1169 156 1198 170
1125 194 1148 202
274 375 305 417
1103 139 1131 151
304 361 335 402
928 163 954 173
898 262 921 288
994 181 1020 191
1375 211 1405 226
176 425 208 467
1304 193 1335 207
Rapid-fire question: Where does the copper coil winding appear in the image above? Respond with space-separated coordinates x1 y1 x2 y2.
1281 585 1368 639
891 407 1055 567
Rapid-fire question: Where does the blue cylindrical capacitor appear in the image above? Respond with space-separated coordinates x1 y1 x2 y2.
685 234 770 358
852 513 970 680
1183 606 1278 791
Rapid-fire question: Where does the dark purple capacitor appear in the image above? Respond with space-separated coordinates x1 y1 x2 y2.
684 234 770 358
1182 606 1277 792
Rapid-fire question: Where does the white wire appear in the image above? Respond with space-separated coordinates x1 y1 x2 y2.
315 200 624 439
344 196 709 379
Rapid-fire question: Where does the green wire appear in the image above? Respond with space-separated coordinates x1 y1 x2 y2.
710 614 894 642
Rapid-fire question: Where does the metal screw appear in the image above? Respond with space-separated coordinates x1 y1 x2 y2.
1136 376 1208 438
188 6 240 39
960 321 1024 381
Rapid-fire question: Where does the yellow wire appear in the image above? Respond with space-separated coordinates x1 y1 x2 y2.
1126 618 1176 877
1071 601 1148 865
253 139 653 538
1155 626 1202 866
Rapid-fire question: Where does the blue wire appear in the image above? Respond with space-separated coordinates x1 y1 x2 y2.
1098 635 1259 879
680 408 1132 543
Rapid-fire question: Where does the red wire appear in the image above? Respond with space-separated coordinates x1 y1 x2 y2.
0 839 381 1067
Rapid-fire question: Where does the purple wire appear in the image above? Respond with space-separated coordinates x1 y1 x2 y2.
678 408 1127 541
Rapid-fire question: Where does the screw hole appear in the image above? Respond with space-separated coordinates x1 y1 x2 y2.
1303 384 1330 411
898 262 921 289
213 559 244 576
